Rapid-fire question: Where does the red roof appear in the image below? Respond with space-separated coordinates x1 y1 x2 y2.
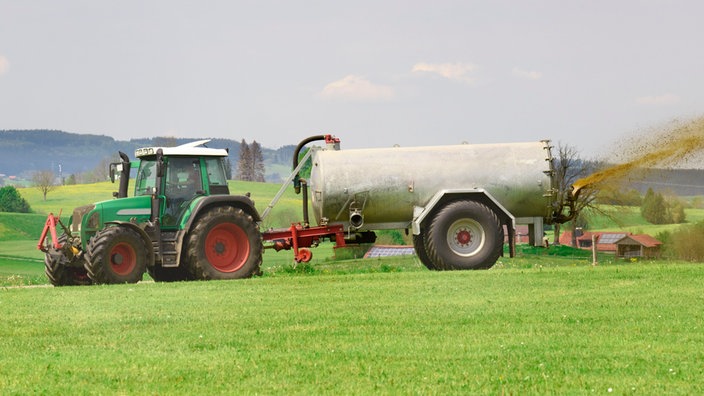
558 231 660 252
615 234 662 248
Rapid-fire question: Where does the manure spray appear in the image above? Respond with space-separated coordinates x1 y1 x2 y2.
572 117 704 195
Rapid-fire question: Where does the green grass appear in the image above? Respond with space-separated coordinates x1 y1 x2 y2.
1 262 702 394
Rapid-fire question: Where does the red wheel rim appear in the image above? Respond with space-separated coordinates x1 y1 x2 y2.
205 223 250 272
110 242 137 275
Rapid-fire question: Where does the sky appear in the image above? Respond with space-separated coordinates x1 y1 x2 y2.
1 0 703 159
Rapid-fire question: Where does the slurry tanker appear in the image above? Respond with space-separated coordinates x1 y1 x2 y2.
38 135 580 285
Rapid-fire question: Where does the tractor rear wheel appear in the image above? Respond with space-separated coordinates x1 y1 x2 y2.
44 234 92 286
186 206 262 280
85 226 147 284
424 200 503 270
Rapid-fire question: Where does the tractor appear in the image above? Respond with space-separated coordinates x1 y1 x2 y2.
39 140 263 285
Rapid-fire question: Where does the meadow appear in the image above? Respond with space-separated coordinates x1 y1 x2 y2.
1 181 703 394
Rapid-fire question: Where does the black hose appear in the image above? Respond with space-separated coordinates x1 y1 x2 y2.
292 135 326 194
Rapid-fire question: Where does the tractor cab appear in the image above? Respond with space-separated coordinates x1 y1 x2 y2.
110 140 231 226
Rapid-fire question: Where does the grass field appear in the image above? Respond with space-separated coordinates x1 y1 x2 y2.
2 182 703 393
2 260 702 394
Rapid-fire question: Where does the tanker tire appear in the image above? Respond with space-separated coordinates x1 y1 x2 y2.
147 265 195 282
85 226 147 284
424 200 503 270
413 233 436 270
44 234 92 286
186 206 262 280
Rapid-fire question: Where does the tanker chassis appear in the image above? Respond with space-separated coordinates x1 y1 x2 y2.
38 135 578 286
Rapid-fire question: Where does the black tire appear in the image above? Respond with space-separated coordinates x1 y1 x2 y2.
147 265 195 282
186 206 262 280
413 233 436 270
44 234 92 286
85 227 148 284
424 200 503 270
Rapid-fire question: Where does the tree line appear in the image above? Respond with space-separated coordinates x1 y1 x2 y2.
235 140 266 182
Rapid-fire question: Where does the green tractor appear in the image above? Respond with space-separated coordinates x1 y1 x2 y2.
39 140 263 286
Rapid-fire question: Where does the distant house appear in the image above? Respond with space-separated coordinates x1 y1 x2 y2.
558 231 661 258
558 231 627 253
615 234 662 259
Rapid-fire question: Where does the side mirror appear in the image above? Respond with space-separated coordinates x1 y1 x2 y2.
109 163 123 183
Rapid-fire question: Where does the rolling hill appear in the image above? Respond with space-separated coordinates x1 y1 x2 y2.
0 129 296 182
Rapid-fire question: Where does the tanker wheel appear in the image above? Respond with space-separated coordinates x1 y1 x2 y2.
413 233 436 270
85 226 147 284
186 206 262 280
424 200 503 270
44 234 92 286
147 266 195 282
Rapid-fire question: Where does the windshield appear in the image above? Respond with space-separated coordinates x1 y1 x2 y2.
135 159 157 196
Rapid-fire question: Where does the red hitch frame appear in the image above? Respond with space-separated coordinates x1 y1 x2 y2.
262 223 347 263
37 212 67 252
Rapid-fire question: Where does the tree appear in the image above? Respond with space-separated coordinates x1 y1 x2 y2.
663 221 704 261
641 187 670 224
552 143 601 246
671 201 687 224
250 140 266 182
236 140 267 182
32 170 57 201
640 188 686 225
0 185 31 213
236 139 253 181
224 158 233 180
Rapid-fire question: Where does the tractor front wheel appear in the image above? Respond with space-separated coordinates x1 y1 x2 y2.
44 234 92 286
186 206 262 280
85 227 147 284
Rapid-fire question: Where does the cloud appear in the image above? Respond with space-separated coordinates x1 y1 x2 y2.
512 67 542 80
635 93 680 106
0 56 9 75
412 62 477 83
319 75 394 101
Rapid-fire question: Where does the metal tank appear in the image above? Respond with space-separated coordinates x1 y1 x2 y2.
308 141 556 230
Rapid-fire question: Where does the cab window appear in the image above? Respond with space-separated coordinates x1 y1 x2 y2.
205 157 230 194
135 159 157 196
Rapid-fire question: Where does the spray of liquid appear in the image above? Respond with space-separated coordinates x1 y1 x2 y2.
572 117 704 194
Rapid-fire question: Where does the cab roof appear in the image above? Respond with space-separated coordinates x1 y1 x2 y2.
135 139 229 158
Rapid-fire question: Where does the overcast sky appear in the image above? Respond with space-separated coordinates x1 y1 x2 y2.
1 0 703 159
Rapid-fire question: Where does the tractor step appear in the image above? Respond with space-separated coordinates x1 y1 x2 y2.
155 231 180 267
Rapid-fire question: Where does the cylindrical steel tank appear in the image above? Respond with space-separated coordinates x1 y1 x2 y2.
308 141 556 230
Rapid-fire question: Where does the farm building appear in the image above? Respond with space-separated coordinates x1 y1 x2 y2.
615 234 662 259
558 231 662 258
